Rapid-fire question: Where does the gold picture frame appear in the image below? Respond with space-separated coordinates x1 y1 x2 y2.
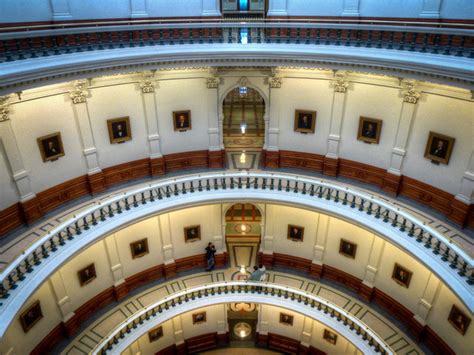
192 311 207 324
323 329 338 345
391 263 412 288
173 110 192 131
107 117 132 144
20 300 43 333
130 238 149 259
448 305 471 335
339 239 357 259
184 225 201 243
77 263 97 287
279 313 294 326
424 131 455 165
148 325 163 343
357 117 383 144
287 224 304 242
294 109 316 134
37 132 65 162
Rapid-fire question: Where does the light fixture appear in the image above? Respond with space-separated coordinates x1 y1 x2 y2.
240 265 246 273
240 151 246 164
240 122 247 134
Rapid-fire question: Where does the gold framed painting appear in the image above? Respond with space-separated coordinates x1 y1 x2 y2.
339 239 357 259
279 313 294 326
37 132 65 162
192 311 207 324
107 117 132 144
391 263 412 288
448 305 471 335
323 329 338 345
184 225 201 243
20 300 43 333
148 325 163 343
78 263 97 286
287 224 304 242
294 109 316 134
357 117 382 144
173 110 192 131
424 131 455 165
130 238 149 259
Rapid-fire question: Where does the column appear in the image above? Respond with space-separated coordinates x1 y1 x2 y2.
213 205 227 267
267 0 288 17
310 214 330 278
49 271 78 336
216 304 229 345
50 0 72 21
130 0 148 18
128 341 141 355
158 214 177 278
411 273 441 339
382 80 421 195
448 151 474 226
341 0 360 16
140 72 165 176
202 0 221 16
323 71 349 176
70 81 106 194
256 304 269 346
172 316 185 352
300 318 313 352
104 235 127 300
0 96 42 223
207 76 224 168
358 236 385 301
419 0 442 18
261 204 274 267
264 77 282 168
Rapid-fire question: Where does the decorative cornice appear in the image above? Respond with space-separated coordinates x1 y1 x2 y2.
70 80 89 104
206 77 219 89
332 70 350 93
268 77 282 88
140 71 156 93
401 79 421 104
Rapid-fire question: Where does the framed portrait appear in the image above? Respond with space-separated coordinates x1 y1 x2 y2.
192 311 207 324
184 225 201 243
287 224 304 242
357 117 382 144
424 131 455 165
448 305 471 335
279 313 294 326
148 325 163 343
37 132 65 162
173 110 192 131
339 239 357 259
323 329 338 345
20 300 43 333
130 238 149 259
107 117 132 144
391 263 412 288
77 263 97 286
294 109 316 134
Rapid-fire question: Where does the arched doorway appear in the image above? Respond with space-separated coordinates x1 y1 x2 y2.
225 203 262 270
223 87 265 170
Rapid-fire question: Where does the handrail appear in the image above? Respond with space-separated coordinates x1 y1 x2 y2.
91 281 394 355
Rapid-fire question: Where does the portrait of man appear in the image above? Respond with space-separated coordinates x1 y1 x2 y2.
130 238 149 259
424 132 455 165
294 109 316 133
173 110 192 131
37 132 65 162
357 117 382 144
107 117 132 144
77 263 97 286
448 305 471 335
287 225 304 242
391 263 413 288
184 225 201 243
339 239 357 259
279 313 294 326
20 300 43 333
148 325 163 343
323 329 338 345
192 311 207 324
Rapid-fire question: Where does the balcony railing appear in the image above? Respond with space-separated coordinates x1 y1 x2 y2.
0 171 472 336
0 21 472 63
91 281 394 355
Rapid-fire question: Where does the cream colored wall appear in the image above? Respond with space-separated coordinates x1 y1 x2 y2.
181 305 224 339
129 318 175 355
0 144 18 209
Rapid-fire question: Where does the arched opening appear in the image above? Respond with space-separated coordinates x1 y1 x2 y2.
223 87 265 170
225 203 262 271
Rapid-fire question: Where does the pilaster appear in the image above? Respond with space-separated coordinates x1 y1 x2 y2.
207 75 224 168
50 0 72 21
158 215 176 278
49 272 78 336
130 0 148 18
202 0 221 17
267 0 288 17
103 236 127 300
172 315 185 346
300 317 313 348
419 0 442 18
342 0 360 16
448 151 474 226
359 236 385 301
311 214 329 279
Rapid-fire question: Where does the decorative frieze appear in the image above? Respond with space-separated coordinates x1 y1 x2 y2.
206 77 220 89
70 80 89 104
332 70 350 93
401 79 421 104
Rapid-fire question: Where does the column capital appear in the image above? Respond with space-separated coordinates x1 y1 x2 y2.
206 77 220 89
0 95 13 122
140 71 157 93
70 80 89 104
400 79 421 104
266 77 282 88
331 70 350 93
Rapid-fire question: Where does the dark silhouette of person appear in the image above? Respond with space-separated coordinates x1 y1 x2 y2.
363 123 377 139
205 242 216 271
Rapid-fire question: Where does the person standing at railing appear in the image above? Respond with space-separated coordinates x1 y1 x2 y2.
205 242 216 271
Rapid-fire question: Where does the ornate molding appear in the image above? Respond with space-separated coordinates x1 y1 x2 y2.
70 80 89 104
0 95 11 122
206 77 220 89
238 76 249 87
332 70 350 93
401 79 421 104
140 71 156 93
268 77 282 88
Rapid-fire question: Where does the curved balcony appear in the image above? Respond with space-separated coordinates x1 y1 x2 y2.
0 19 472 93
92 281 393 355
0 171 472 338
